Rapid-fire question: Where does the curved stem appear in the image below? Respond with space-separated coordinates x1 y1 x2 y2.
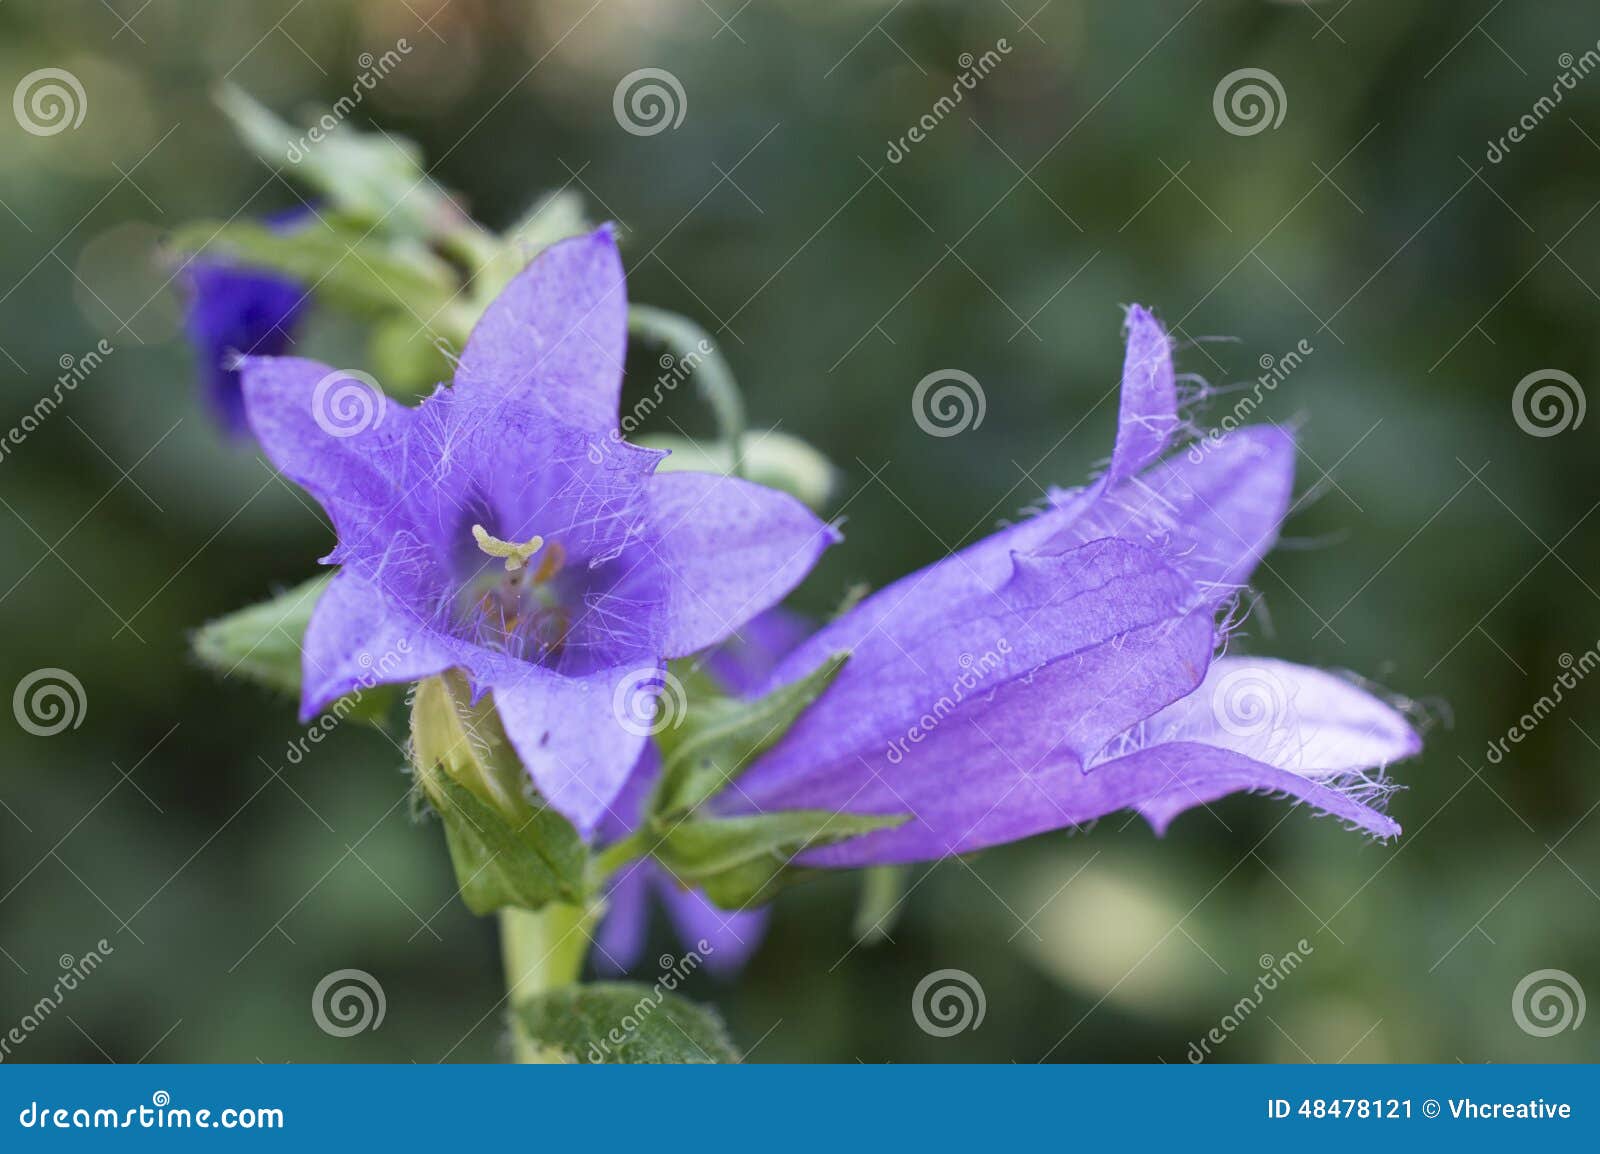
499 903 597 1063
627 304 746 477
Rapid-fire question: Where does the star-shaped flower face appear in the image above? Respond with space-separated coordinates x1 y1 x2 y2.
239 228 837 833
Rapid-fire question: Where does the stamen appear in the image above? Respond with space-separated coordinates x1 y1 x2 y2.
472 523 545 572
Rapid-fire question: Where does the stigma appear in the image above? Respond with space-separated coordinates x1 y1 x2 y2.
472 524 545 572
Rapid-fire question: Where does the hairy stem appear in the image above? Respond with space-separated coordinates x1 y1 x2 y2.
499 903 597 1063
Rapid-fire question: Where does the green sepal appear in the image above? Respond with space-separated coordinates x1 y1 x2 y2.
410 673 587 914
653 809 904 910
653 653 849 818
216 85 459 240
639 430 839 512
514 983 740 1064
167 218 458 321
852 865 910 945
191 574 400 726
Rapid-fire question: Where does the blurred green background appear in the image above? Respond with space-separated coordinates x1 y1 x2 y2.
2 0 1598 1063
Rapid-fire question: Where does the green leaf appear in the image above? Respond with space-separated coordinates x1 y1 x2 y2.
653 653 849 817
514 983 740 1064
216 85 459 240
168 218 458 321
655 809 904 910
639 430 839 512
411 673 587 914
191 575 400 725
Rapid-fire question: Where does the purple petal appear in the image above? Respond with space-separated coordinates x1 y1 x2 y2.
1111 741 1401 840
239 355 419 550
649 471 838 658
298 570 456 719
1058 425 1295 593
453 227 626 434
656 879 770 976
184 264 307 436
1100 304 1179 492
591 864 652 976
747 537 1203 805
1134 656 1422 776
492 664 654 835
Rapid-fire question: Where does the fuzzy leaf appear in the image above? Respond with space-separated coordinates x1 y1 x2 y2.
654 653 849 817
411 673 587 914
192 575 400 725
514 983 739 1064
655 809 904 910
169 219 457 320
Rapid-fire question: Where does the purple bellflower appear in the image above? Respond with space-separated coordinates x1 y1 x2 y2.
237 228 837 834
722 306 1421 866
594 609 810 975
182 212 310 436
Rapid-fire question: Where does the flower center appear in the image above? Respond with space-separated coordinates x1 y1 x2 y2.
460 524 571 660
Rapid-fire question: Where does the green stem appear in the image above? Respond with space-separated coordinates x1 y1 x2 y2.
627 304 747 477
499 903 596 1063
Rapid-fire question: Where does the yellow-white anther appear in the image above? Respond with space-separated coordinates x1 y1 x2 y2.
472 523 545 572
